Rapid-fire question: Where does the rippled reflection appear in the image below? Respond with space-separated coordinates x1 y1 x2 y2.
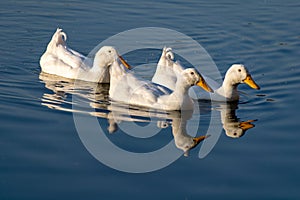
39 72 109 112
215 102 257 138
40 71 258 156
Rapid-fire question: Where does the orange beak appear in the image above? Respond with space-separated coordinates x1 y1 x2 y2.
184 135 209 157
239 120 255 131
118 55 132 70
197 78 214 93
243 75 260 90
192 135 210 147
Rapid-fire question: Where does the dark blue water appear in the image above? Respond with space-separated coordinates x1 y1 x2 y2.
1 0 300 199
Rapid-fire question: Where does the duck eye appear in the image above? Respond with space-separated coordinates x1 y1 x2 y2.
190 72 194 75
233 132 237 136
108 50 112 53
238 69 241 72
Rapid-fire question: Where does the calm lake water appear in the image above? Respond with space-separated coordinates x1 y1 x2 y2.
1 0 300 199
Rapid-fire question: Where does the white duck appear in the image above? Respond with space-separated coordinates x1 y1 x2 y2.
152 48 260 102
40 28 130 82
109 59 213 111
190 64 260 101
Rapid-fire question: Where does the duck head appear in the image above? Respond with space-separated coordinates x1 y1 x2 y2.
181 68 214 92
225 64 260 90
94 46 131 70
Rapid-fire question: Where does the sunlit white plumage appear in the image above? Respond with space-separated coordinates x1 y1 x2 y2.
109 59 213 111
190 64 260 101
152 48 260 102
40 28 130 83
152 47 213 93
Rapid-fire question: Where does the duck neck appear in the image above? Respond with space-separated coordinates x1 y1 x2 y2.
168 79 194 110
220 76 239 101
173 78 190 96
88 60 110 83
109 60 127 78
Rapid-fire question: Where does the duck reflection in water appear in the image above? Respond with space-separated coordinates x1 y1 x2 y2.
215 101 257 138
39 71 109 111
100 105 208 156
170 110 208 157
39 72 256 157
40 72 208 155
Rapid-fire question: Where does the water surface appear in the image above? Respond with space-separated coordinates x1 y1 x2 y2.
0 0 300 199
